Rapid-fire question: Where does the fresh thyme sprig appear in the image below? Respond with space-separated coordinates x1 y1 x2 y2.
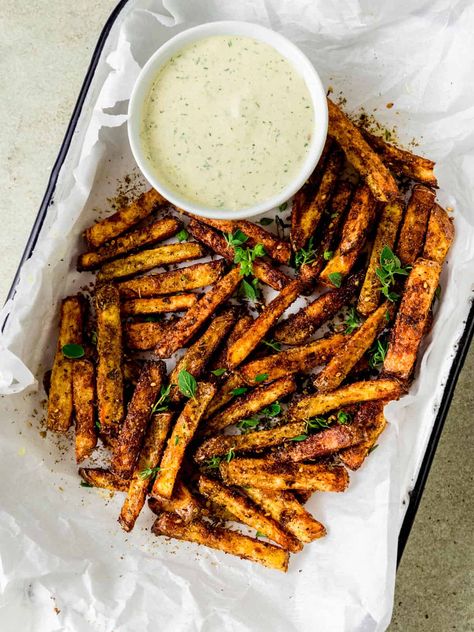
376 246 410 301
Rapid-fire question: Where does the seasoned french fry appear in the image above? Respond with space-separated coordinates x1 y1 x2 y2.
97 242 206 283
244 487 326 543
423 204 454 264
154 267 242 358
47 295 84 432
327 99 399 202
117 260 225 298
226 279 302 369
149 480 201 524
96 285 124 434
203 376 296 437
357 200 404 315
168 308 237 401
78 217 181 271
187 219 291 290
203 372 248 419
72 359 97 462
124 320 171 351
118 412 172 531
152 513 289 572
383 258 442 381
195 421 307 462
210 313 254 372
152 382 216 498
111 361 166 478
85 189 166 249
198 476 302 552
338 184 378 255
274 273 362 345
288 378 403 421
339 402 386 470
363 131 438 187
290 145 343 251
397 185 435 266
122 360 144 385
220 458 349 492
313 303 392 392
121 294 198 315
79 467 130 492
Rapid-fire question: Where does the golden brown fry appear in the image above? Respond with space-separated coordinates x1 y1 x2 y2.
78 217 181 271
149 480 201 524
288 378 404 420
383 258 442 381
198 476 302 552
117 260 225 298
357 200 404 315
72 359 97 462
47 295 84 432
124 320 171 351
111 361 166 478
313 303 392 392
203 372 248 419
168 309 237 401
187 219 291 291
154 267 242 358
152 382 216 498
118 412 172 531
397 185 435 266
220 458 349 492
327 99 399 202
339 402 386 470
121 294 198 315
274 273 362 345
152 513 289 572
85 189 166 249
244 487 326 543
338 184 378 255
96 285 124 434
226 279 302 369
97 242 206 283
203 375 296 437
79 467 130 492
240 333 346 384
290 145 343 251
423 204 454 264
210 313 254 372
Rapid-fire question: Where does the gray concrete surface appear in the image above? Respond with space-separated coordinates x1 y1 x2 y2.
0 2 472 630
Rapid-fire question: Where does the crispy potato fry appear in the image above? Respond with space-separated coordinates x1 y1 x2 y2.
338 184 378 255
168 309 237 401
85 189 166 249
118 412 172 531
244 487 326 543
78 217 181 271
152 513 289 572
72 359 97 462
187 219 291 290
274 273 362 345
152 382 216 498
313 303 392 392
240 333 346 384
210 313 254 372
363 131 438 187
117 260 225 298
203 372 248 419
226 279 302 369
122 360 144 385
124 320 171 351
79 467 130 492
383 258 442 381
288 378 403 420
149 480 201 524
397 185 435 266
121 294 198 315
357 200 404 315
339 402 386 470
327 99 399 202
423 204 454 264
96 285 124 434
198 476 302 552
203 375 296 437
97 242 206 283
220 458 349 492
47 295 85 432
154 267 242 358
290 145 343 251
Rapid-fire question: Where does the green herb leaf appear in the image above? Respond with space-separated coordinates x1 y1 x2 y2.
237 417 260 432
90 331 98 346
254 373 268 383
225 230 249 247
258 217 273 226
328 272 343 288
368 337 388 369
435 284 442 300
232 242 266 276
255 531 268 538
174 435 180 446
345 307 362 334
62 343 85 359
306 416 330 431
290 434 308 442
138 466 161 480
94 420 101 430
80 481 93 488
152 384 172 413
278 202 288 212
231 386 248 397
376 245 410 302
240 278 260 302
211 368 227 377
368 443 379 454
337 410 352 425
323 250 333 261
260 402 281 417
295 237 316 269
177 369 197 399
203 456 222 469
262 339 281 352
176 228 189 242
225 447 235 462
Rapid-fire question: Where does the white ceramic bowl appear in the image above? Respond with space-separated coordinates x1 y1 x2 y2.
128 21 328 220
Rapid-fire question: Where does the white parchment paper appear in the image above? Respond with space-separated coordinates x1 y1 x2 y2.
1 1 473 630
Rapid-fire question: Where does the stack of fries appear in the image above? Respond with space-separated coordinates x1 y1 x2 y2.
45 99 454 572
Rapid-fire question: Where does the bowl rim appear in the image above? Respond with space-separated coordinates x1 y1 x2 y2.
128 20 328 220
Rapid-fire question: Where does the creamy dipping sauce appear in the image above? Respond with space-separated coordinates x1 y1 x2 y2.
141 35 314 210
